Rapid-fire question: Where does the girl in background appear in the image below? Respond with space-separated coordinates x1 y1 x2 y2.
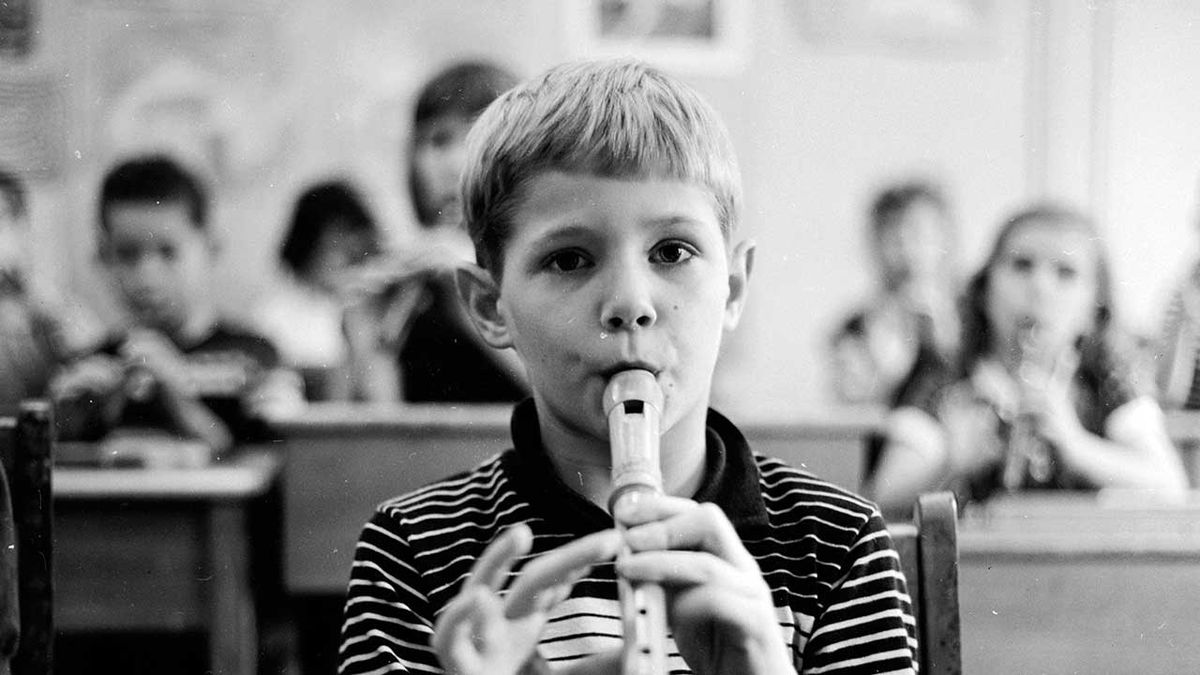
256 179 384 400
868 204 1187 518
350 60 529 403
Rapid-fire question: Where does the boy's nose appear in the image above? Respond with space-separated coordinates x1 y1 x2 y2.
1028 266 1055 299
600 268 657 331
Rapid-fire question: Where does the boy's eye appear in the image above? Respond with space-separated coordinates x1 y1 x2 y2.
650 242 696 265
544 249 591 273
160 245 178 262
1055 263 1078 281
113 245 141 265
1009 256 1034 273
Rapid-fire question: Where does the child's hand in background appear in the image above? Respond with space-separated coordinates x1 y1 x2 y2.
120 329 194 401
616 496 796 675
433 524 623 675
49 353 124 400
1018 348 1082 449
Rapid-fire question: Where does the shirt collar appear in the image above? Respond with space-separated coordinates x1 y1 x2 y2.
503 399 770 534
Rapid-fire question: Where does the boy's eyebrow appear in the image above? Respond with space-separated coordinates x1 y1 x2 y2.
528 223 599 246
527 214 716 247
644 214 710 230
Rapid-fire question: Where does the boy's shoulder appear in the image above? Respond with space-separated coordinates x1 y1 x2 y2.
375 451 511 524
752 453 883 526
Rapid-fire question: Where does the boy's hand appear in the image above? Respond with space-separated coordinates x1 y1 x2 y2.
120 329 194 400
616 496 796 675
49 354 125 399
433 524 624 675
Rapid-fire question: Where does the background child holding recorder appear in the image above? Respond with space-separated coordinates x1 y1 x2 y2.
51 154 302 458
867 204 1187 518
339 59 917 674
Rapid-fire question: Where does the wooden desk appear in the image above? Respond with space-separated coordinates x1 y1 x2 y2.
54 449 282 675
276 403 880 594
957 493 1200 674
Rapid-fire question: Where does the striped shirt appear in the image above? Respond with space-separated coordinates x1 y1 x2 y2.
340 401 918 674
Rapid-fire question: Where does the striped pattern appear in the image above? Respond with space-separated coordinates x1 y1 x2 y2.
340 408 917 674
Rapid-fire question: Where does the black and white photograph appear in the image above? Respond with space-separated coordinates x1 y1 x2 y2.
2 1 1200 674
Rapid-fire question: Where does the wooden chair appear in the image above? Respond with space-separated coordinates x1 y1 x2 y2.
887 491 961 674
0 401 54 674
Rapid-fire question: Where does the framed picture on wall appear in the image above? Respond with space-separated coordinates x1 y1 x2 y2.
789 0 996 57
563 0 749 75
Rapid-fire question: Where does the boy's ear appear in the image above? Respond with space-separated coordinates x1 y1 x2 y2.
724 239 755 330
455 264 514 349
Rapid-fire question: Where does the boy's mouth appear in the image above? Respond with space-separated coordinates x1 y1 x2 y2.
600 361 660 380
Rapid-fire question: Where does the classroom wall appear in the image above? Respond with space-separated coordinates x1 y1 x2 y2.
4 0 1198 419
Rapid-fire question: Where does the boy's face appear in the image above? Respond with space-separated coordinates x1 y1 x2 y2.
877 199 950 290
412 114 473 228
101 200 214 335
477 171 751 441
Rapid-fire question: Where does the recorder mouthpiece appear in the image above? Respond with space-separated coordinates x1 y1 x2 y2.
604 369 664 509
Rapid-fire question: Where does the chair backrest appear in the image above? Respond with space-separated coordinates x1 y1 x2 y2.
0 401 54 675
887 491 961 674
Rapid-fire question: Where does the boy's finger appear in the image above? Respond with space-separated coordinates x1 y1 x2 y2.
611 493 695 526
616 549 736 587
432 585 497 667
624 502 754 568
468 523 534 591
505 529 621 618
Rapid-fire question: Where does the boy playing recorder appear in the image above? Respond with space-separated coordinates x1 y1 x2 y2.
340 59 918 675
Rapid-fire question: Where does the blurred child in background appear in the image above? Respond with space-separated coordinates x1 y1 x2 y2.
255 179 387 401
51 155 302 459
829 180 961 408
0 168 101 413
867 204 1187 518
348 60 529 403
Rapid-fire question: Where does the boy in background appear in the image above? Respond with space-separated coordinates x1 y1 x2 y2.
51 155 301 458
830 181 960 408
340 60 917 674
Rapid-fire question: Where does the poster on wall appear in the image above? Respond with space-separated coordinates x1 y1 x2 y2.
562 0 749 76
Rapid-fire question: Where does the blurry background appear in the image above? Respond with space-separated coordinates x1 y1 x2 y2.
2 0 1199 420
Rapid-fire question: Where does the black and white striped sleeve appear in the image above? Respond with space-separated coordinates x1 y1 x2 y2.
802 508 918 674
339 509 442 674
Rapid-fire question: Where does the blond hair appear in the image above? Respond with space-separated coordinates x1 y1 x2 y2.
461 59 742 275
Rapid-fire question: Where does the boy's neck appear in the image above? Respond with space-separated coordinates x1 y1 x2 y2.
539 403 710 512
139 306 218 347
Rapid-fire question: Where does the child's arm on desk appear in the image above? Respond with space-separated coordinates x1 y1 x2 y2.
120 330 233 454
1032 390 1188 493
49 353 125 440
